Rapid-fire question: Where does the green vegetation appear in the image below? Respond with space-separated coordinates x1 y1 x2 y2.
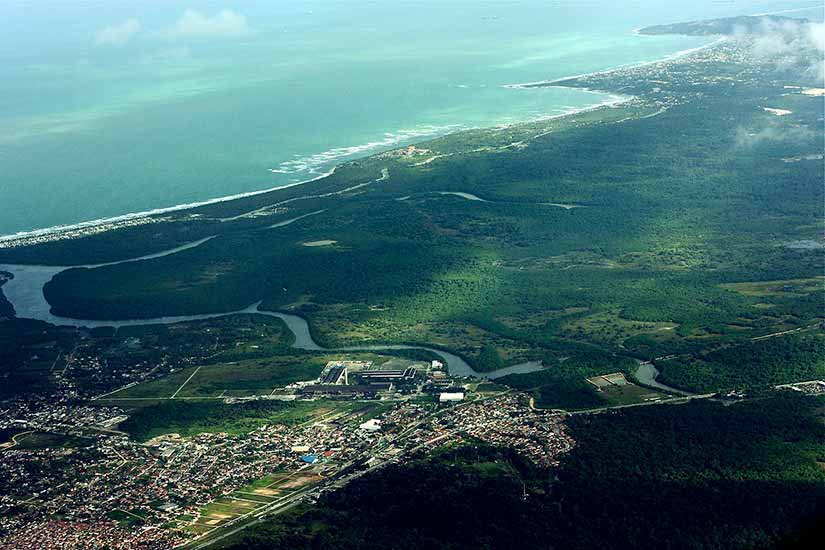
474 344 504 372
110 358 322 400
658 332 825 393
10 432 93 450
119 400 342 441
0 314 294 400
0 318 68 398
593 380 667 406
497 354 637 409
473 381 507 393
221 395 825 549
108 351 426 400
16 45 818 380
185 358 323 397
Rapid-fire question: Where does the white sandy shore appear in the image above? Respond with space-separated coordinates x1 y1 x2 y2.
503 37 727 90
0 29 730 248
0 167 337 246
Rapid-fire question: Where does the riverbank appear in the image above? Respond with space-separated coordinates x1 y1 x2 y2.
0 241 546 380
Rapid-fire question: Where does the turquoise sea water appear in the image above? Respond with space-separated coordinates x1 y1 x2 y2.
0 0 820 236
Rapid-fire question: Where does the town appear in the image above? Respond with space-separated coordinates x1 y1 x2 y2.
0 352 575 548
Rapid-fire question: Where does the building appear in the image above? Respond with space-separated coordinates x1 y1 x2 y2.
321 364 348 385
359 367 416 383
299 383 391 397
359 419 382 433
439 392 465 403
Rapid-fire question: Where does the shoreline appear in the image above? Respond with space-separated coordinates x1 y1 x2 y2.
503 36 726 90
1 32 726 249
0 167 337 247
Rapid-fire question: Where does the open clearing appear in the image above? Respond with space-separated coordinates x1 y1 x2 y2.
721 276 824 297
178 467 328 535
587 372 667 405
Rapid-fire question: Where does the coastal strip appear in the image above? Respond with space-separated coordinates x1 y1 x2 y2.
0 168 337 249
503 37 726 90
2 33 726 251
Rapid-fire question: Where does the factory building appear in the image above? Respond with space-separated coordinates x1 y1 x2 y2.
358 367 416 383
321 364 348 385
300 383 392 397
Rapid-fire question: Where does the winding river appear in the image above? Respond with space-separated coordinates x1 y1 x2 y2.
0 238 543 379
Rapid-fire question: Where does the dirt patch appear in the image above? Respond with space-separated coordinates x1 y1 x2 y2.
280 474 323 489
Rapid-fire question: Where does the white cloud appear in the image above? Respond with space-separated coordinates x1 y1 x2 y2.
735 122 813 149
162 9 250 40
739 18 825 84
96 18 142 46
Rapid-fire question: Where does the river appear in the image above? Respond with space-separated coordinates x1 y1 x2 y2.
633 361 693 396
0 239 545 379
1 241 691 387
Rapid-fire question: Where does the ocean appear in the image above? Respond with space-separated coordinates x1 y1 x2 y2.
0 0 820 237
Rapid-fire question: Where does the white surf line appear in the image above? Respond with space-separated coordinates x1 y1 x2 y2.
170 366 202 399
0 168 337 246
503 37 727 90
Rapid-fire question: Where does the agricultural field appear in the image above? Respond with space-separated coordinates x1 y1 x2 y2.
175 468 326 539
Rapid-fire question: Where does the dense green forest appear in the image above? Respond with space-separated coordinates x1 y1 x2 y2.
221 394 825 550
1 39 821 381
658 332 825 393
497 353 637 409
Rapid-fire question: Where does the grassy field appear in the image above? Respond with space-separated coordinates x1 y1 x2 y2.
118 400 354 441
721 276 824 298
9 432 93 450
103 352 415 401
117 397 392 441
591 381 668 406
